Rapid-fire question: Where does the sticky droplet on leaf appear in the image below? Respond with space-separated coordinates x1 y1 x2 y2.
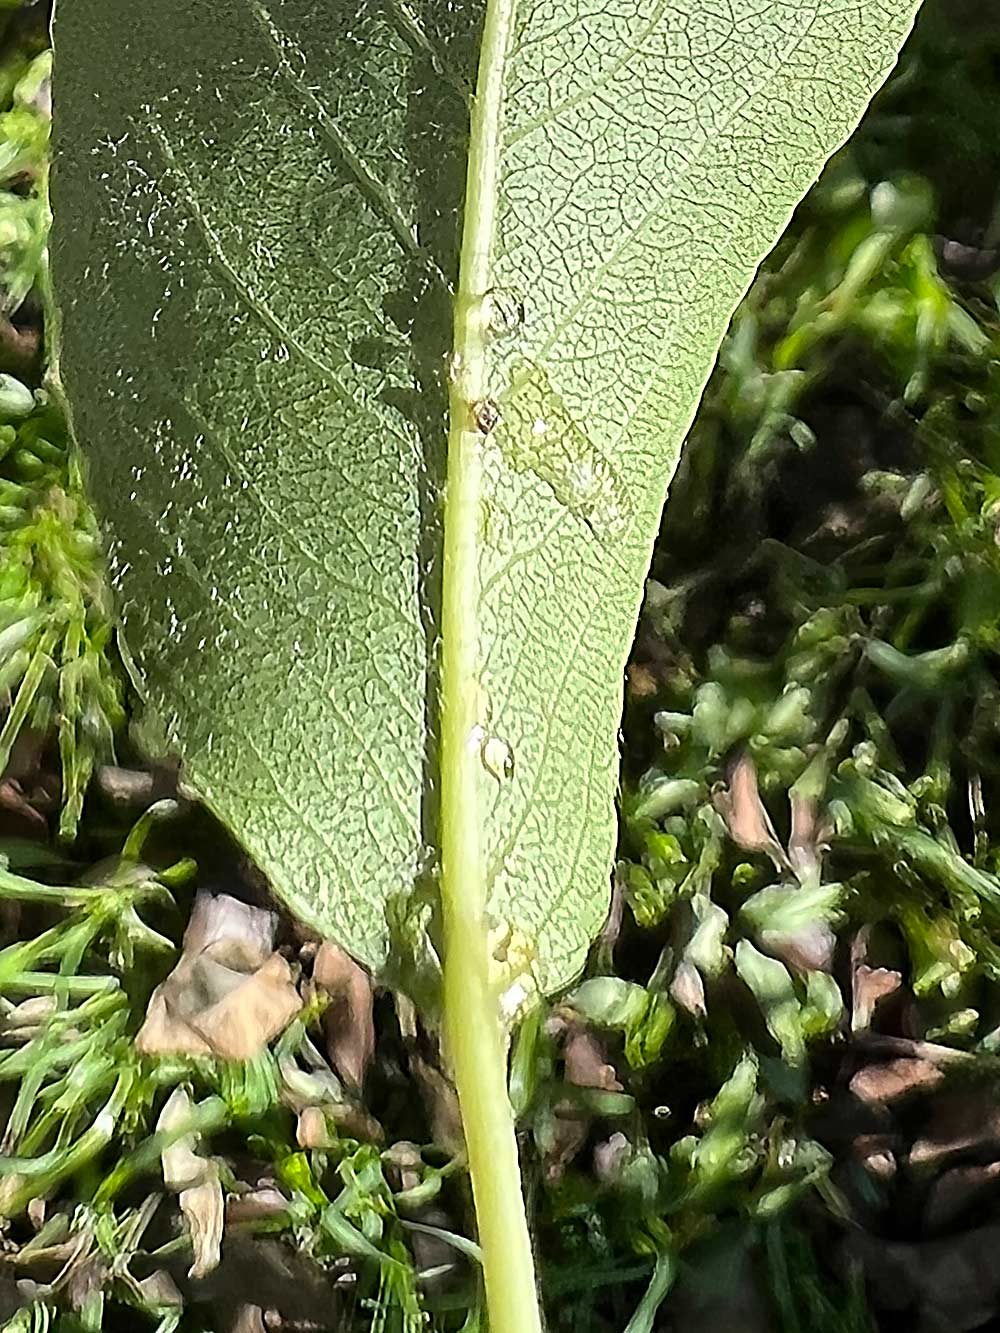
481 733 514 783
483 287 525 339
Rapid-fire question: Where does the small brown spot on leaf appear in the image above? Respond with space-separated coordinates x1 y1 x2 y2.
472 397 501 434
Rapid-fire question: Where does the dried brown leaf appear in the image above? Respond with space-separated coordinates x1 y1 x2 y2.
383 1141 423 1192
183 893 276 967
313 941 374 1090
593 1131 630 1183
537 1022 623 1183
852 964 902 1032
595 878 624 969
159 1087 209 1191
760 921 836 973
924 1161 1000 1233
626 662 658 699
850 1058 945 1105
670 958 707 1018
844 1224 1000 1331
788 791 829 884
182 1178 224 1280
852 1133 897 1180
230 1306 267 1333
66 1255 107 1315
136 893 301 1061
296 1106 332 1150
542 1111 589 1183
1 995 56 1046
156 1087 223 1279
225 1187 289 1225
714 752 789 871
854 1034 973 1066
135 1270 184 1309
910 1091 1000 1168
410 1052 464 1155
850 926 903 1032
563 1027 623 1092
0 778 48 836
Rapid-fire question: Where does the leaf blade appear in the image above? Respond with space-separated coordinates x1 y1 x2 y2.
477 0 924 987
51 0 921 994
51 0 467 966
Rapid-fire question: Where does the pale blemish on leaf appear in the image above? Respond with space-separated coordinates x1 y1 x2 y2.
494 360 628 539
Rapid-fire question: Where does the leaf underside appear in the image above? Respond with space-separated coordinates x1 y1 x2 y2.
51 0 920 991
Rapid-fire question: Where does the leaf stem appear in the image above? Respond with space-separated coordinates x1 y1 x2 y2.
440 1 542 1330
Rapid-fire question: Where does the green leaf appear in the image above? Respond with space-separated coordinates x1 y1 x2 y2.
734 939 805 1065
740 879 844 936
681 1050 763 1199
50 0 921 989
623 1252 676 1333
568 975 675 1068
